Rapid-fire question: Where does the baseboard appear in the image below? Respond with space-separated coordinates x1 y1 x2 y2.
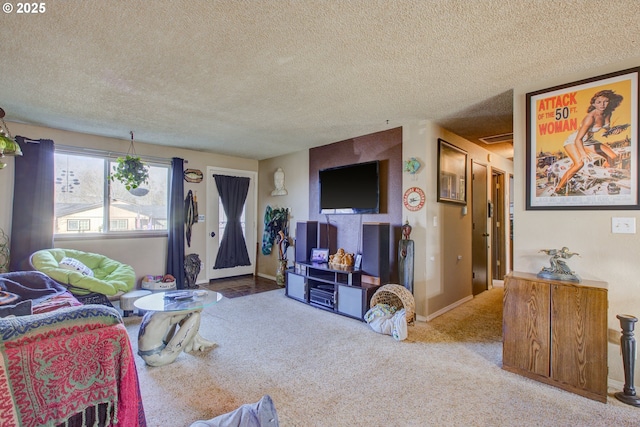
425 295 474 321
608 378 624 392
257 272 276 281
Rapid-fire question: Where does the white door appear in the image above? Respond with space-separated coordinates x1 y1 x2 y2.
206 167 257 280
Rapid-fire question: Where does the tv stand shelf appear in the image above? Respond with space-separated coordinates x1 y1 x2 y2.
286 261 381 321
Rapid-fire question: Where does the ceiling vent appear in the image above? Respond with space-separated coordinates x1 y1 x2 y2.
479 133 513 145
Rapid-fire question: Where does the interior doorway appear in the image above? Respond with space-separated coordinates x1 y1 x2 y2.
491 169 506 280
509 174 514 273
471 161 488 296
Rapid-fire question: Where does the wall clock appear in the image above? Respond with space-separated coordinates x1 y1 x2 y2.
403 187 425 211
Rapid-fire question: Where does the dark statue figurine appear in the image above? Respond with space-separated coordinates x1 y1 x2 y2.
398 221 414 293
184 253 202 288
537 247 581 283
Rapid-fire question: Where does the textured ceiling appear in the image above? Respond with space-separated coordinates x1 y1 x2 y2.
1 1 639 160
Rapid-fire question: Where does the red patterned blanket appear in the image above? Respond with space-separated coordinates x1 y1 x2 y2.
0 305 146 427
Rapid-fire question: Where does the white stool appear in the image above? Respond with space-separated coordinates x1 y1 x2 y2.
120 290 152 317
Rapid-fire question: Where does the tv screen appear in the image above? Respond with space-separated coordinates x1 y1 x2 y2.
319 161 380 214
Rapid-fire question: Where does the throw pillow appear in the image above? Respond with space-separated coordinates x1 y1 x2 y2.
59 257 94 277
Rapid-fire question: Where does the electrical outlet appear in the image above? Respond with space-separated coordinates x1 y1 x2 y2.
612 217 636 234
198 214 205 222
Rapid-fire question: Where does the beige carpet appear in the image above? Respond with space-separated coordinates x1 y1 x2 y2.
123 288 640 426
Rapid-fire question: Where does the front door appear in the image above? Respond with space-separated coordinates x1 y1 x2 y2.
207 167 257 280
472 162 489 296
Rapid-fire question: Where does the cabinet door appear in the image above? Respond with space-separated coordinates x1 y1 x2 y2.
337 285 365 319
551 284 607 398
286 272 307 302
503 277 550 376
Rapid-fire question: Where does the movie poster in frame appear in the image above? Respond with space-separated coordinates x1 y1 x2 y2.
526 67 639 210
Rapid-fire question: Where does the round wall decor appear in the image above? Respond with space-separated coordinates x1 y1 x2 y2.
403 187 425 211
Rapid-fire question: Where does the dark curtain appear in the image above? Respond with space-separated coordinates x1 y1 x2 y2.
9 136 55 271
166 158 185 289
213 174 251 269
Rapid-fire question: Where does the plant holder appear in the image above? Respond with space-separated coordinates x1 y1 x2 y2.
276 259 287 287
110 131 149 191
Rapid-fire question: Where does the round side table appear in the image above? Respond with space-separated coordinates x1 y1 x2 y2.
134 290 223 366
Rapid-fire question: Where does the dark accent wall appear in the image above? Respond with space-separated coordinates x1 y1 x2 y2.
309 127 402 281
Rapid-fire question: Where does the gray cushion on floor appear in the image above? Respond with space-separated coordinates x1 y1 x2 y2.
190 395 278 427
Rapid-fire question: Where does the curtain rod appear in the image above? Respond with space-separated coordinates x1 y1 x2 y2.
54 144 187 164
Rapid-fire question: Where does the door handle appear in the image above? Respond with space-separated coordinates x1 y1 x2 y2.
483 233 489 237
210 231 216 237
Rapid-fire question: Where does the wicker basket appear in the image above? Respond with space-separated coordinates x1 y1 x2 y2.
370 284 415 324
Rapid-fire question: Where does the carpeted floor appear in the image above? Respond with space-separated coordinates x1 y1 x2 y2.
123 288 640 426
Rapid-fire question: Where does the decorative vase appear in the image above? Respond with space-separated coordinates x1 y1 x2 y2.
276 259 287 287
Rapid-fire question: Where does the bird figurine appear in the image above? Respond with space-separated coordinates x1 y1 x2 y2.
538 247 581 282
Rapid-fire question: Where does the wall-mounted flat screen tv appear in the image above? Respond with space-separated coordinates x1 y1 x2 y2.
319 161 380 214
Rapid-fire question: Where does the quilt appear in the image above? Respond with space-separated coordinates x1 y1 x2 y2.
0 305 146 427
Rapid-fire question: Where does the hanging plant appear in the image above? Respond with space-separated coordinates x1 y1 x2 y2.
109 131 149 192
111 155 149 190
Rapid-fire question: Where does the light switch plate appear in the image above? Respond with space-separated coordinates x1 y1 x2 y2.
612 217 636 234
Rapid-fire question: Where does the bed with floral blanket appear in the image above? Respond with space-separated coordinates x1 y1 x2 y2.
0 304 146 427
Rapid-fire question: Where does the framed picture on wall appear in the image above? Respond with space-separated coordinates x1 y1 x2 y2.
437 138 467 205
526 67 640 210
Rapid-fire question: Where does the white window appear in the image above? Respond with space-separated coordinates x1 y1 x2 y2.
54 148 170 237
66 219 90 232
218 202 246 242
109 219 129 231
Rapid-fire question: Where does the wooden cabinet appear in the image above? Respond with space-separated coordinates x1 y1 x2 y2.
286 262 381 321
503 272 608 403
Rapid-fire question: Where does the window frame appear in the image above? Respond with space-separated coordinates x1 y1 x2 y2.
54 145 171 241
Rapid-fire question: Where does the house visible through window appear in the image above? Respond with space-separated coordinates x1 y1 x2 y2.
54 148 170 236
66 219 90 232
110 219 129 231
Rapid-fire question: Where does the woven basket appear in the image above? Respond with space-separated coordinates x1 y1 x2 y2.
370 284 415 324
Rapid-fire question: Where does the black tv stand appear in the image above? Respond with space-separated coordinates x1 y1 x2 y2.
286 261 382 321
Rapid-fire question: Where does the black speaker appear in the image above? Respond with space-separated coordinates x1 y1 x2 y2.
295 221 318 262
362 222 390 282
318 222 338 254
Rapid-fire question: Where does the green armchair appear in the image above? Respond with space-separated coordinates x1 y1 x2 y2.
30 248 136 296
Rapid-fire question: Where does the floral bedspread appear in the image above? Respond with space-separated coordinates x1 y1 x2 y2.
0 305 146 427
